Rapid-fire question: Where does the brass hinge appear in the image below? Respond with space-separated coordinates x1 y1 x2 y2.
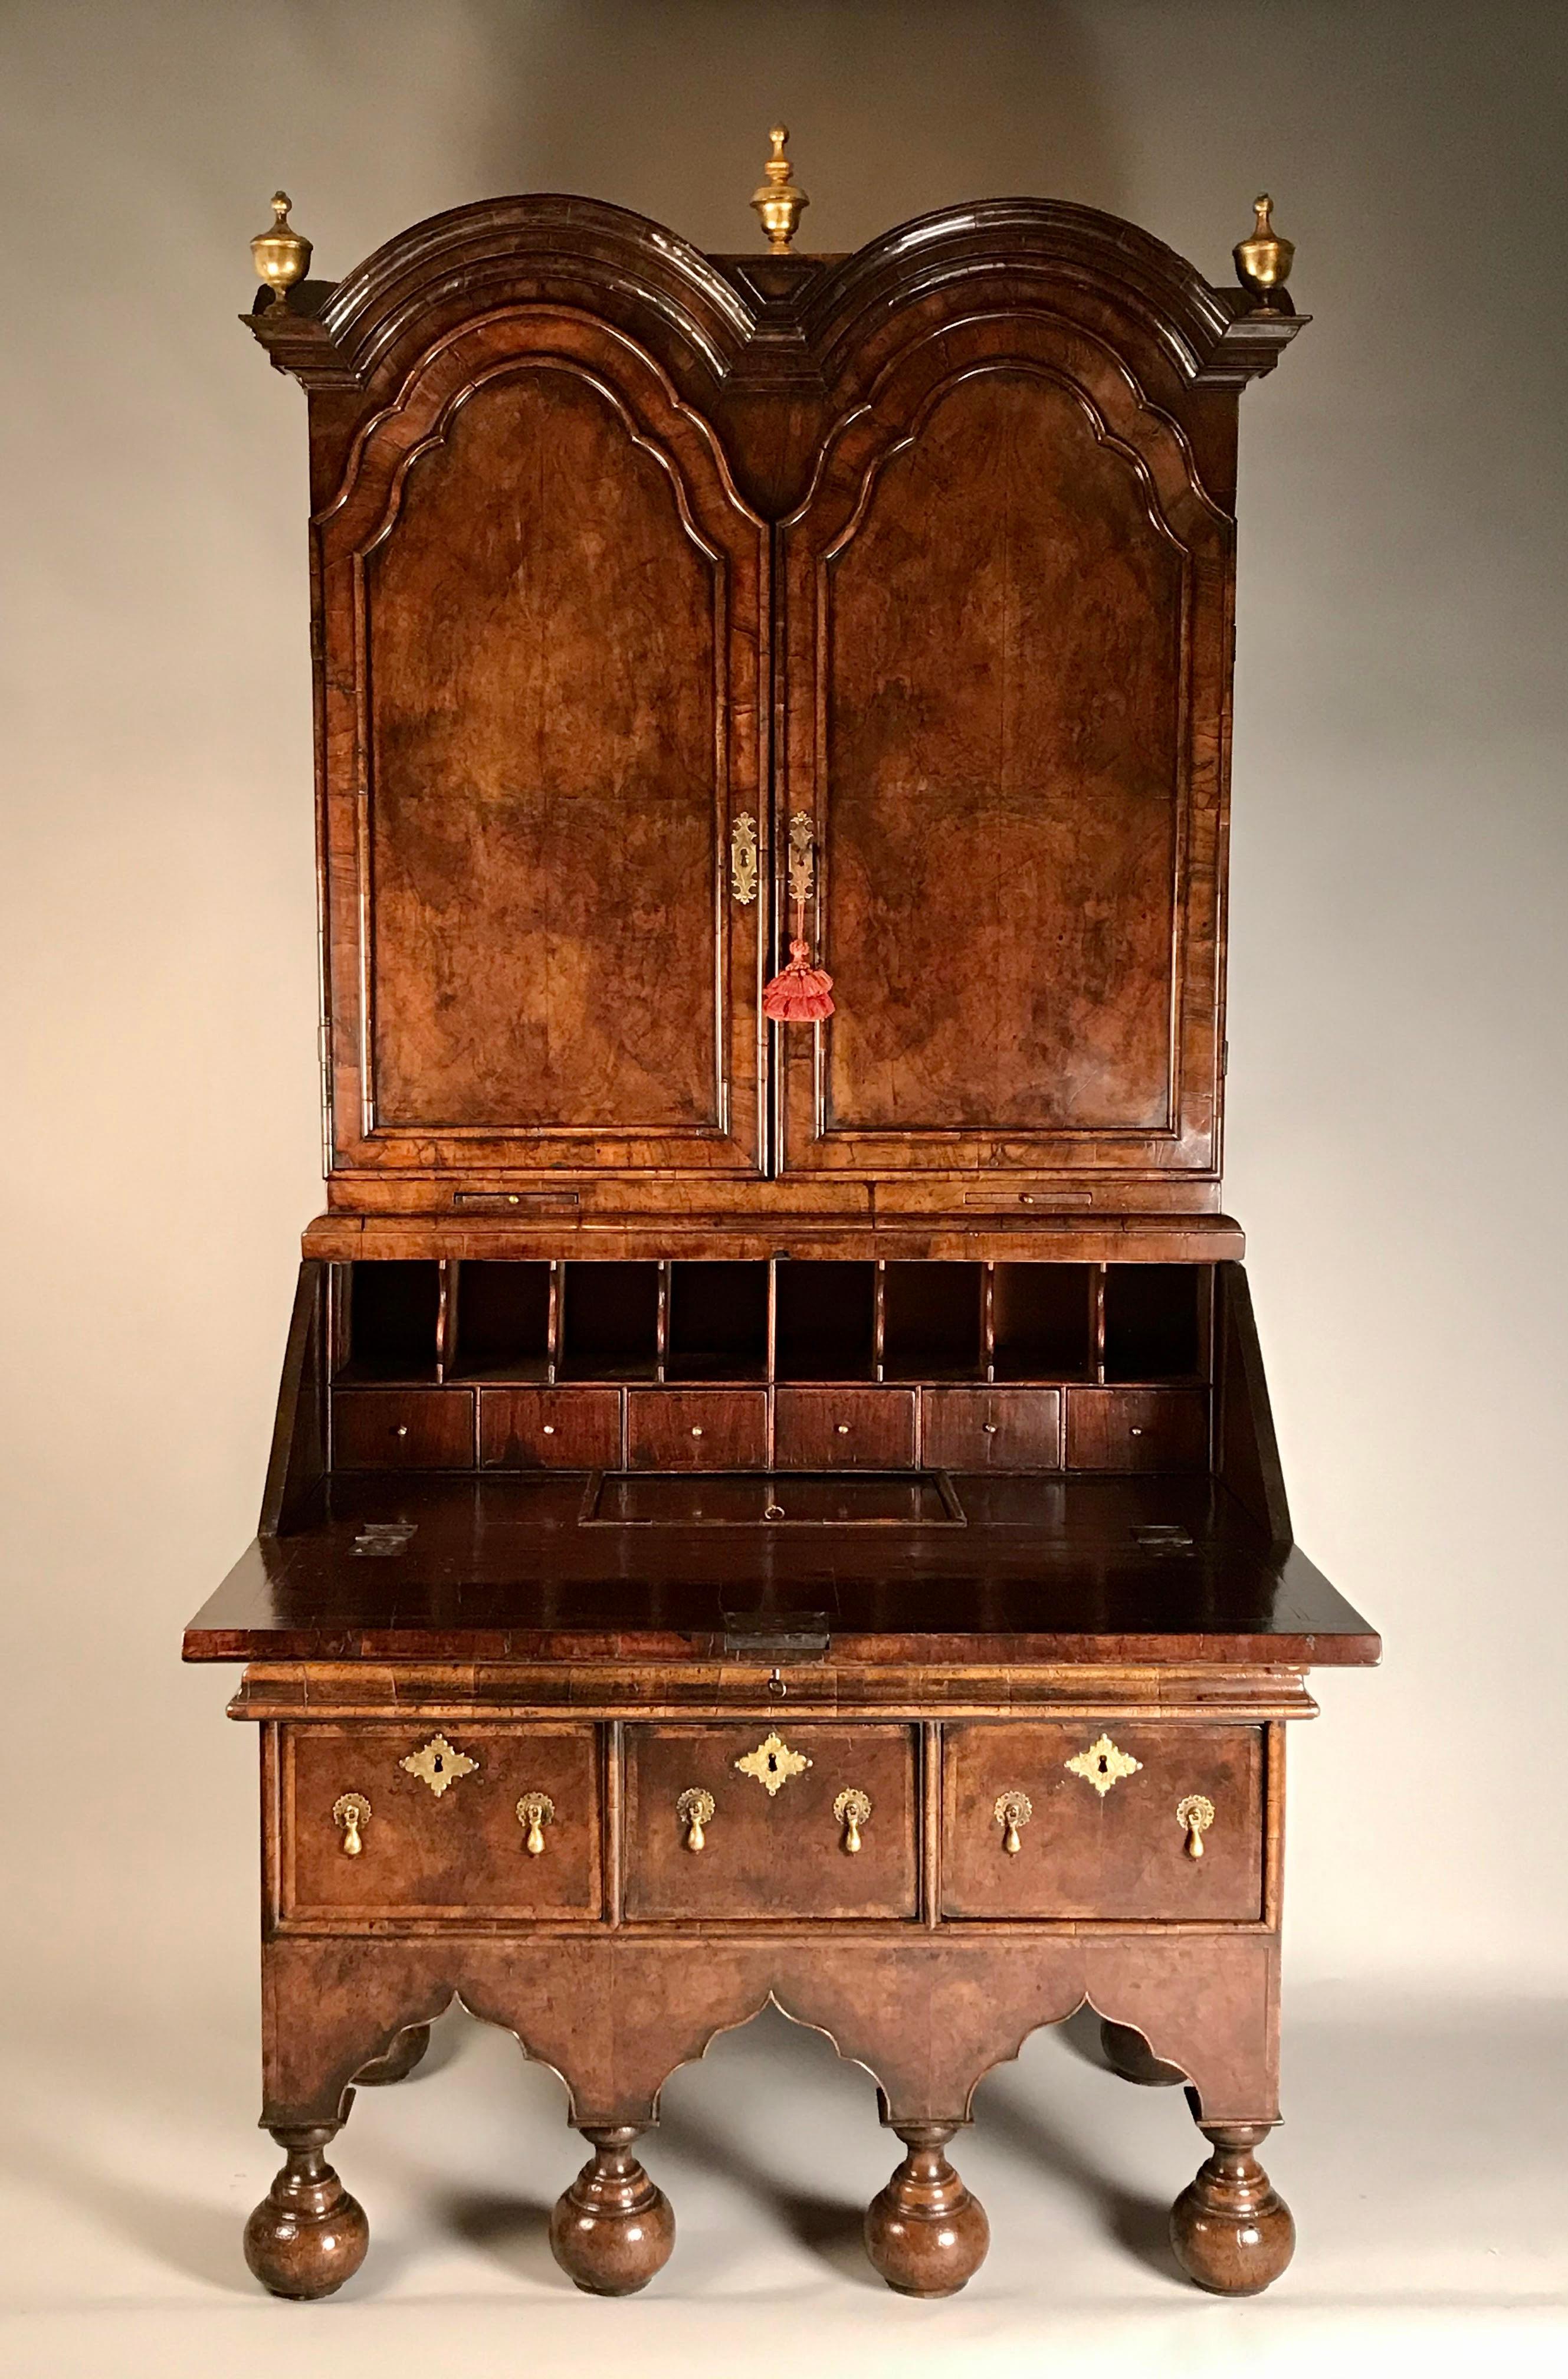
317 1021 333 1171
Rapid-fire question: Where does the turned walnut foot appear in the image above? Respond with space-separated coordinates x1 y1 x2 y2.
355 2023 432 2085
549 2125 675 2295
1170 2121 1295 2295
864 2123 989 2297
1100 2017 1185 2086
244 2124 369 2299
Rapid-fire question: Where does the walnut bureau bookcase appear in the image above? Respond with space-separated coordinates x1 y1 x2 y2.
186 145 1378 2303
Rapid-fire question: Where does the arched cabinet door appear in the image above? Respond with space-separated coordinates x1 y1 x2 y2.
775 257 1235 1185
316 305 767 1182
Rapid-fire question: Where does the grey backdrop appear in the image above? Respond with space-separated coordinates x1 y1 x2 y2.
4 0 1565 2073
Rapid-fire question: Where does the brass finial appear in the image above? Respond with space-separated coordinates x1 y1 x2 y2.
750 124 808 254
1233 194 1294 309
251 191 313 314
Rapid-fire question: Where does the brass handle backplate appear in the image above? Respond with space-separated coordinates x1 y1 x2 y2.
333 1792 370 1857
516 1791 555 1855
730 812 759 905
834 1787 871 1854
993 1790 1032 1855
786 811 815 909
1176 1793 1215 1859
677 1787 716 1852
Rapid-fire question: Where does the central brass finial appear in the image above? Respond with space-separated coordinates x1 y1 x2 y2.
250 191 313 314
750 124 808 254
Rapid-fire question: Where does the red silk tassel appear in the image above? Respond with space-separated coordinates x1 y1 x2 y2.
763 936 835 1022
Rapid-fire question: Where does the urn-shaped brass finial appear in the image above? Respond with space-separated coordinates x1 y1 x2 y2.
1233 194 1294 308
251 191 313 314
750 124 808 254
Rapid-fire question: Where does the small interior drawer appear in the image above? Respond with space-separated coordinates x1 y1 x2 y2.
480 1387 621 1469
774 1389 916 1468
1064 1387 1208 1472
282 1723 602 1920
942 1720 1263 1921
623 1724 917 1919
921 1387 1061 1470
333 1388 474 1469
626 1389 767 1470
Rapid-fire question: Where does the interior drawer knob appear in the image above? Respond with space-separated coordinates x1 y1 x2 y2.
691 1426 704 1437
1177 1793 1216 1859
835 1422 851 1435
393 1424 409 1438
982 1422 999 1435
677 1787 716 1852
516 1791 555 1855
834 1787 871 1854
332 1792 370 1857
542 1424 556 1435
993 1789 1032 1855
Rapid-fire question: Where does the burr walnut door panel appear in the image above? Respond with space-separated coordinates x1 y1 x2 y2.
281 1724 602 1921
778 310 1231 1182
941 1722 1264 1921
623 1725 917 1920
316 308 767 1182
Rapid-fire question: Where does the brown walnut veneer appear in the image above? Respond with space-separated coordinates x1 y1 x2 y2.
193 178 1373 2308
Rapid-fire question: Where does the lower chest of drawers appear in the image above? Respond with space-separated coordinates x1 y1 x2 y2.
274 1716 1268 1928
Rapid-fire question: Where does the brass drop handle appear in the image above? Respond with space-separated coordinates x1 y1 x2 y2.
834 1787 871 1854
993 1790 1032 1856
1177 1794 1215 1859
333 1793 370 1857
677 1787 715 1852
516 1791 555 1856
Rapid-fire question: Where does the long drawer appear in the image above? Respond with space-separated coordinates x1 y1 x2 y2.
941 1721 1264 1921
281 1723 601 1921
622 1724 918 1919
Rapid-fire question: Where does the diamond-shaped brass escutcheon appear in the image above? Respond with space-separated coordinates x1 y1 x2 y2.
734 1731 811 1797
1064 1734 1142 1797
399 1734 478 1798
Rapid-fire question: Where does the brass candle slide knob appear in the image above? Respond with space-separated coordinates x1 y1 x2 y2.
677 1787 716 1852
993 1790 1032 1856
516 1791 555 1856
1176 1793 1215 1859
834 1787 871 1855
250 191 313 314
1233 194 1294 308
750 124 808 254
332 1793 370 1857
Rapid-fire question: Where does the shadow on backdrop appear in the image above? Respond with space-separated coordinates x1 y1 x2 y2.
454 0 1126 250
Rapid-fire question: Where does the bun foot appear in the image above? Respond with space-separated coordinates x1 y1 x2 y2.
355 2023 432 2085
244 2125 369 2299
1100 2017 1184 2087
864 2123 989 2297
549 2126 674 2296
1170 2122 1295 2295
